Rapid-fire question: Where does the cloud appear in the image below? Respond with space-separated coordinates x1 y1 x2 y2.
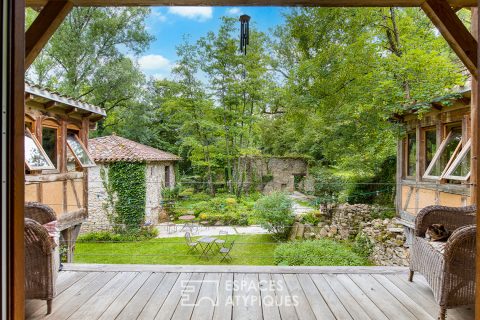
137 54 172 73
151 9 167 22
227 7 241 15
167 7 213 21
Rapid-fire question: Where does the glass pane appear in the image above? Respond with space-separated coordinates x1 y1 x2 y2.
42 127 57 168
425 130 437 169
25 131 53 169
407 132 416 176
67 148 77 172
67 133 95 166
430 128 461 176
450 149 471 178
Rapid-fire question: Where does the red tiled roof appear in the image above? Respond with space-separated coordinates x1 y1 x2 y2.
88 135 181 163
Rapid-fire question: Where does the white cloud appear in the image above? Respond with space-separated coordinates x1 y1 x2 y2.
151 9 167 22
167 7 213 21
137 54 172 72
227 7 241 15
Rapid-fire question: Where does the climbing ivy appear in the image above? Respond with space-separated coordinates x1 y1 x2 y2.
108 162 146 231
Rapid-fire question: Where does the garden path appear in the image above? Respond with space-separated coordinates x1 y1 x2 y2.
289 191 315 216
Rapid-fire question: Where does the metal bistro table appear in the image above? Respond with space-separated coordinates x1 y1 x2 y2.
178 215 196 233
197 236 218 259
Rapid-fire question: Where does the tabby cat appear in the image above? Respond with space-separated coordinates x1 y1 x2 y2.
425 224 451 241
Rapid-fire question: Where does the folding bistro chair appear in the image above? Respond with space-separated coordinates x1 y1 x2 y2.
185 232 199 253
219 240 235 262
215 230 228 249
167 215 177 234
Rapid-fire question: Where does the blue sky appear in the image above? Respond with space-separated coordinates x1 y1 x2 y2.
135 7 291 79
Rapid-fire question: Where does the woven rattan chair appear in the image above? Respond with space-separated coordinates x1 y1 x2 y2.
409 205 476 320
25 202 58 314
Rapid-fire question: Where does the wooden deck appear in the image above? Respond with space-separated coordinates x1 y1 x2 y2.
26 264 474 320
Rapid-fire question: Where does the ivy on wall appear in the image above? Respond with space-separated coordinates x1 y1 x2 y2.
108 161 146 231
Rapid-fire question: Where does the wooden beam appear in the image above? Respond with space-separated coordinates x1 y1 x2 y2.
66 107 78 115
25 0 73 69
44 100 60 109
25 0 477 8
422 0 477 77
474 6 480 319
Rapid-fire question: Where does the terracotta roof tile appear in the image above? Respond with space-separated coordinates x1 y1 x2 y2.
88 135 181 163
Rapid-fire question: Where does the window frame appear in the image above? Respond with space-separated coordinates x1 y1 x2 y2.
443 138 471 181
66 133 96 168
423 129 462 180
404 131 417 179
422 127 437 175
41 119 60 169
24 128 56 171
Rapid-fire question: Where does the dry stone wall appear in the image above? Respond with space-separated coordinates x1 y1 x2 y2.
290 203 409 266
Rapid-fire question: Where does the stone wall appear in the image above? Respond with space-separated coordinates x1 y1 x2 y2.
83 161 175 233
240 156 308 193
290 203 409 266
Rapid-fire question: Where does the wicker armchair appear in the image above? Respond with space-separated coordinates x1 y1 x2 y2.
25 202 58 314
409 205 476 320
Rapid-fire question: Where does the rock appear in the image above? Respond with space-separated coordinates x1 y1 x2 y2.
304 232 316 240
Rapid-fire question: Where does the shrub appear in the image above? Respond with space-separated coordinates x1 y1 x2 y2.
353 232 374 257
255 192 294 240
274 239 370 266
78 225 158 243
179 188 195 198
301 210 323 225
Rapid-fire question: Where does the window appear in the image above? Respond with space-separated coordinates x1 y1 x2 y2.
406 132 416 177
42 126 58 168
66 133 96 167
423 126 469 181
24 129 55 171
443 139 471 181
424 129 437 170
165 166 171 188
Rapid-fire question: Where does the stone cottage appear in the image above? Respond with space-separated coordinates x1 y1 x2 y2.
84 135 181 231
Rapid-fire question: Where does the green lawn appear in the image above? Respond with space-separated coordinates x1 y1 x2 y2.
75 234 278 265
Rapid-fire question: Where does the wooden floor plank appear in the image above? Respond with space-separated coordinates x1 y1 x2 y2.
258 273 281 320
232 273 263 320
283 274 316 320
373 274 435 320
348 274 417 320
296 274 335 320
270 273 298 320
68 271 137 320
310 274 353 320
153 272 193 320
115 272 166 320
323 274 371 320
212 272 234 320
137 273 181 320
171 272 205 320
335 274 388 320
191 273 222 320
28 272 101 319
44 272 117 320
97 272 151 320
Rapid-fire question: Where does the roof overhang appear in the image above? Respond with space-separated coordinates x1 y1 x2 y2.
25 0 477 8
25 82 106 122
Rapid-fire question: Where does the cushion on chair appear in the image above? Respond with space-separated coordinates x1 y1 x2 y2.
427 240 447 255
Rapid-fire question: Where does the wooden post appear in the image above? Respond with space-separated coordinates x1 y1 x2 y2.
472 5 480 317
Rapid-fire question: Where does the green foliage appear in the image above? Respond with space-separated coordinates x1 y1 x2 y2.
174 193 257 226
179 188 195 198
255 192 294 240
77 226 158 242
108 162 146 231
274 239 370 266
345 156 396 206
309 167 344 205
353 232 374 258
301 210 323 225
